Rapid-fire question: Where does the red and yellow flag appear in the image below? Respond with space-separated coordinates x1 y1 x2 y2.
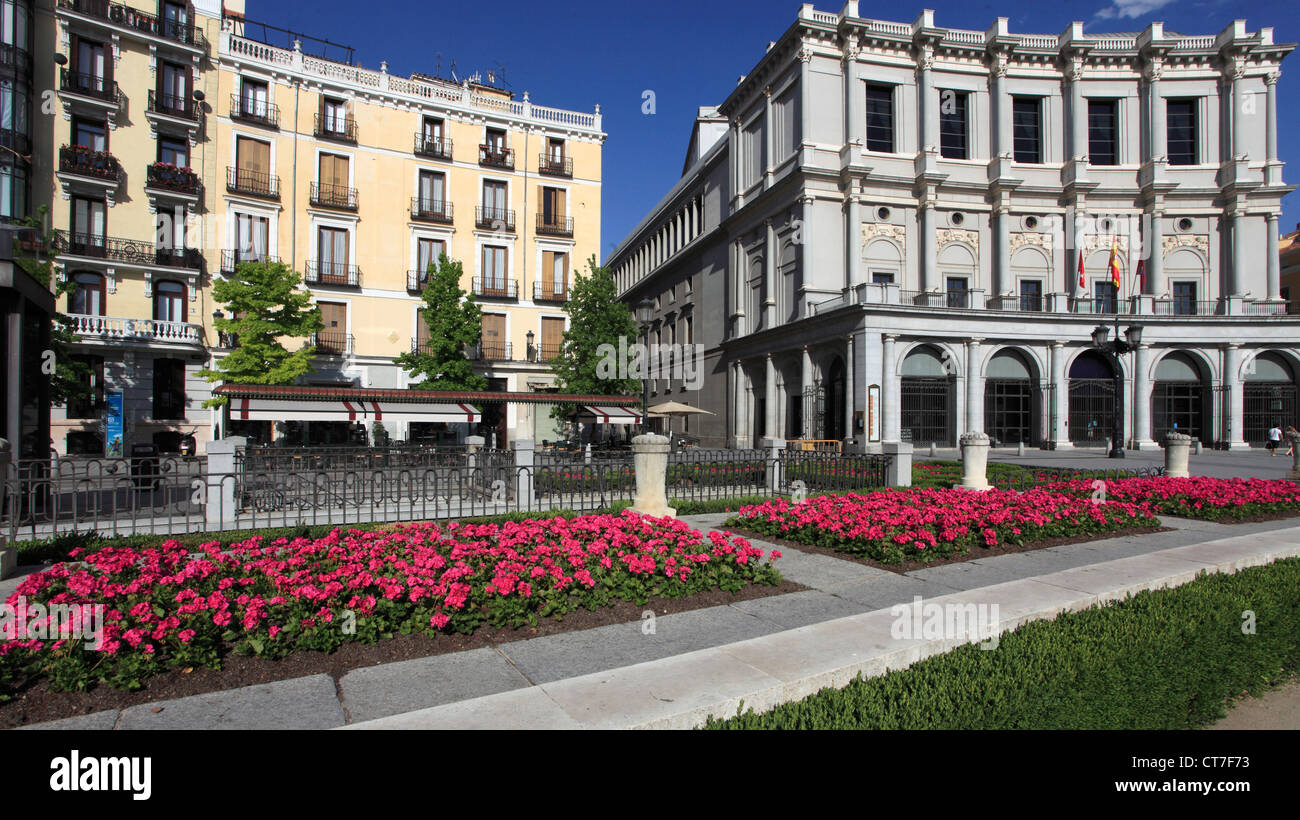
1077 250 1086 289
1108 239 1121 288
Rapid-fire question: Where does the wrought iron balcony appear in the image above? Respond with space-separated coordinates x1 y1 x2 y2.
304 261 361 288
538 154 573 177
65 313 202 345
536 213 573 237
478 144 514 169
533 281 569 303
229 94 279 128
315 113 357 143
411 337 434 354
226 166 280 199
311 330 353 356
59 145 122 182
466 341 512 362
146 162 201 196
410 197 453 223
59 68 122 105
475 206 515 231
310 182 358 210
407 270 431 294
53 231 201 269
414 133 453 160
147 89 198 121
56 1 209 48
220 250 280 273
472 277 517 300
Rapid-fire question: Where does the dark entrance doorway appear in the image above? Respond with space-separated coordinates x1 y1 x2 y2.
1243 352 1297 446
984 349 1038 446
1151 352 1211 444
1069 351 1118 447
825 357 846 442
900 346 955 446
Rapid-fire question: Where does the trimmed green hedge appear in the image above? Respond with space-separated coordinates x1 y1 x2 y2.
705 557 1300 729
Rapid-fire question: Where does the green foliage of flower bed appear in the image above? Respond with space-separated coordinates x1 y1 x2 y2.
705 557 1300 729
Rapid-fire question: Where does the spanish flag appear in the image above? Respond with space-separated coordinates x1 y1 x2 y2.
1077 250 1086 289
1136 258 1146 291
1108 240 1121 288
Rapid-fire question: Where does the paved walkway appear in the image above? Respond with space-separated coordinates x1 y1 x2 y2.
16 512 1300 730
925 445 1296 480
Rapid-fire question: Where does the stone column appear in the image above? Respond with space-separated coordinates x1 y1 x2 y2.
844 42 863 149
1164 432 1191 478
1148 209 1166 298
845 334 856 449
1068 55 1087 163
764 219 777 328
965 338 984 437
1147 58 1165 163
883 441 913 487
800 346 813 439
959 432 991 490
919 46 937 152
1050 341 1071 448
845 195 862 289
765 438 787 495
994 206 1010 302
763 86 774 187
920 201 936 292
1132 344 1154 449
1224 344 1246 448
204 436 245 529
1230 209 1246 297
513 439 534 512
764 353 778 443
1231 62 1247 160
882 334 900 441
993 59 1010 158
799 48 813 151
1267 213 1281 301
1265 70 1280 183
629 433 674 518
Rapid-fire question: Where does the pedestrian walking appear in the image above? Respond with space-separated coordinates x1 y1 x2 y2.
1286 426 1298 457
1268 424 1283 455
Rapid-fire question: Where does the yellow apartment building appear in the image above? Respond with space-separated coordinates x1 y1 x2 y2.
28 0 604 454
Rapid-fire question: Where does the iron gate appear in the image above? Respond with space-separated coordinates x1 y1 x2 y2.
985 379 1037 446
1152 382 1211 444
1068 378 1116 447
900 377 955 446
802 383 826 440
1244 383 1298 445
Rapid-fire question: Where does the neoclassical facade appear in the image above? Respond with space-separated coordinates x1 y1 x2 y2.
609 5 1296 451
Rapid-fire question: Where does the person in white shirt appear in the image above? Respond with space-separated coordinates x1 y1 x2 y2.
1268 425 1283 455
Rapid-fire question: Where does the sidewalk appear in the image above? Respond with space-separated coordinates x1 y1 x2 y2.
16 513 1300 730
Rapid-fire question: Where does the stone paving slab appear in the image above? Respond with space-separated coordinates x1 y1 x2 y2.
17 710 121 731
825 574 962 610
341 684 582 731
728 589 869 629
116 674 345 730
337 648 530 724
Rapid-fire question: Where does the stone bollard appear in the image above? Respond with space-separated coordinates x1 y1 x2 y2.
1193 440 1202 455
929 441 937 458
1017 441 1025 457
1288 432 1300 481
464 434 485 472
629 433 675 518
0 437 12 579
512 439 534 512
204 436 245 530
762 437 787 496
883 441 913 487
958 432 991 490
1164 432 1192 479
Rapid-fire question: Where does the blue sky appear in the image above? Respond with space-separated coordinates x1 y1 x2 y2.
252 0 1300 257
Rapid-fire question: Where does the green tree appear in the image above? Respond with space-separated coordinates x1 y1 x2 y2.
13 207 91 408
551 256 639 399
198 260 323 407
395 254 487 390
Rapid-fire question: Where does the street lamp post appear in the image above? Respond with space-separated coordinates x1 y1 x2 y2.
1090 322 1144 459
635 298 655 435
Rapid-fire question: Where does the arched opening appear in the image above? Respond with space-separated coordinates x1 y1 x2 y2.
901 345 955 446
984 349 1039 446
1244 352 1297 445
1152 352 1211 444
1068 350 1119 447
825 356 846 442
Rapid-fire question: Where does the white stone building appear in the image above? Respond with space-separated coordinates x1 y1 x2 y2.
608 5 1296 452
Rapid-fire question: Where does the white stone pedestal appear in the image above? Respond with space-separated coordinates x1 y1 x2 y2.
629 433 675 518
1164 432 1192 479
958 432 991 490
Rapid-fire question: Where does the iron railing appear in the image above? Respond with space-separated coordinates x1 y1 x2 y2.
410 198 453 223
304 261 361 288
476 206 516 231
59 68 122 104
310 182 358 210
479 144 514 169
538 154 573 177
467 341 512 361
229 94 280 127
57 1 209 48
226 166 280 199
315 113 357 142
414 134 453 160
472 277 517 299
311 330 353 356
58 145 122 181
220 250 280 273
147 89 198 121
534 281 569 302
536 213 574 236
53 231 201 269
146 162 201 195
989 464 1166 492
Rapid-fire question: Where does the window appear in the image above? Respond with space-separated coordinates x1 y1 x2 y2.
772 88 796 161
316 301 347 354
484 127 507 161
417 170 446 216
872 272 895 284
234 136 271 191
156 207 186 260
938 90 968 159
235 213 269 261
547 137 565 162
1088 99 1119 166
1 1 31 52
1012 97 1042 164
152 358 186 420
865 84 895 153
317 227 349 281
1173 281 1198 315
540 186 566 224
72 35 108 94
66 355 104 420
423 117 444 143
158 61 188 110
68 271 105 316
71 196 105 248
541 250 568 299
1093 281 1118 313
1019 280 1043 312
321 97 347 134
0 164 27 221
317 152 350 206
540 316 564 361
158 137 188 167
73 117 106 151
161 1 188 40
154 280 186 323
1167 99 1197 165
482 179 507 216
416 237 445 281
481 245 508 294
481 313 506 360
945 276 969 308
742 116 764 187
240 78 269 118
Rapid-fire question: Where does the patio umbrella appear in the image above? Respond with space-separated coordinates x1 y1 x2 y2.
647 402 715 437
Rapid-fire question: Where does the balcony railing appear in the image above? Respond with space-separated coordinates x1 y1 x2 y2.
536 343 563 362
410 198 453 223
147 89 198 121
479 144 514 169
539 154 573 177
536 213 574 237
475 206 516 231
472 277 517 299
56 1 209 48
310 182 358 210
414 133 453 160
1067 296 1136 316
59 145 122 182
226 166 280 199
315 113 357 143
65 313 202 345
534 281 569 302
54 231 201 269
311 330 353 356
146 162 201 196
407 270 431 294
411 337 434 354
229 94 280 128
304 261 361 288
467 341 512 362
59 68 122 104
221 250 280 273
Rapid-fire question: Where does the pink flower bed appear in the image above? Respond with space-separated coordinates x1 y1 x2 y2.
0 512 780 693
1040 476 1300 521
727 488 1156 564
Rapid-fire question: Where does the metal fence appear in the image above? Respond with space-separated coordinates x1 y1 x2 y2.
989 464 1166 492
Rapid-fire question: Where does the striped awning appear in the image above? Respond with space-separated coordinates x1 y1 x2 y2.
576 405 644 425
230 398 480 424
